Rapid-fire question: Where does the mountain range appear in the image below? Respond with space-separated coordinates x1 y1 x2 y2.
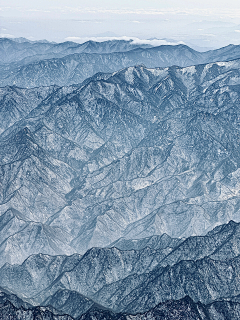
2 38 240 87
1 220 240 319
0 38 153 63
2 58 240 264
1 37 240 319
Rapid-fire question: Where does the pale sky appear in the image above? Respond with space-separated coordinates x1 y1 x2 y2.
1 0 240 49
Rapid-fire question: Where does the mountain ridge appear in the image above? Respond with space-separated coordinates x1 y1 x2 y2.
2 60 240 261
2 39 240 88
3 38 240 319
1 220 240 317
2 290 240 319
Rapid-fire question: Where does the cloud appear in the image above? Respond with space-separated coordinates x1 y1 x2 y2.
56 6 240 19
27 9 51 13
0 33 15 38
63 7 164 15
64 36 185 46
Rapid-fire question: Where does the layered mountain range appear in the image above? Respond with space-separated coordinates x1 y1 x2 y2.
1 37 240 319
1 220 240 319
2 57 240 263
2 38 240 87
0 38 154 63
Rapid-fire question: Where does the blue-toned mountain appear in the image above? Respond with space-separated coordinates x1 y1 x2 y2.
1 221 240 318
2 40 240 87
78 296 240 320
2 61 240 263
0 38 153 64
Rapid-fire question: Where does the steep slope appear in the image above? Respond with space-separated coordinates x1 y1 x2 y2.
0 45 203 87
0 286 32 309
0 301 73 320
116 255 240 313
0 126 75 216
3 42 240 88
2 61 240 255
0 38 153 64
0 253 82 299
91 222 240 310
1 295 240 320
48 61 240 248
3 40 240 319
0 126 79 265
0 208 75 266
0 85 58 134
0 245 173 303
43 289 108 319
1 221 240 315
79 296 240 320
93 220 240 311
108 234 182 251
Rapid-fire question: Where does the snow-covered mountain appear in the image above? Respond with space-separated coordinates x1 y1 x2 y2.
1 221 240 319
78 296 240 320
0 38 153 64
2 295 240 320
2 39 240 319
0 301 74 320
2 38 240 88
2 60 240 264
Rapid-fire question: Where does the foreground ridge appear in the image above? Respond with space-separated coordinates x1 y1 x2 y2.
1 295 240 320
1 221 240 317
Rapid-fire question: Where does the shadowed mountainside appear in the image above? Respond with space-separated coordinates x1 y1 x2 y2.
2 61 240 263
1 221 240 318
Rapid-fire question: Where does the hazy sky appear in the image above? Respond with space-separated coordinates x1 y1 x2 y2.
1 0 240 49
